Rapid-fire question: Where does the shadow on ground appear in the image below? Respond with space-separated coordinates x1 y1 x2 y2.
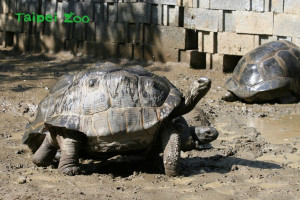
59 154 282 178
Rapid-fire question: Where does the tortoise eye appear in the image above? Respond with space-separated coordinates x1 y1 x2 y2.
89 79 97 87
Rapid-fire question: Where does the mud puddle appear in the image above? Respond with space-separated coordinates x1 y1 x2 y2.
245 114 300 144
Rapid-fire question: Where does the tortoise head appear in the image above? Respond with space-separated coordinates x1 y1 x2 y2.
189 77 211 101
172 77 211 117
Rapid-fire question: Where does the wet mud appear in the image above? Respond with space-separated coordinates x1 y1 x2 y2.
0 49 300 199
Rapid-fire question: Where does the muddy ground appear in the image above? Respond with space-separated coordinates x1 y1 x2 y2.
0 48 299 200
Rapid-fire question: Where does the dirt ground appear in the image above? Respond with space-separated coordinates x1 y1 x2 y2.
0 48 300 200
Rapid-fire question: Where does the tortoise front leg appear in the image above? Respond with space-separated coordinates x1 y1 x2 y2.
161 121 181 176
33 133 58 167
57 135 81 176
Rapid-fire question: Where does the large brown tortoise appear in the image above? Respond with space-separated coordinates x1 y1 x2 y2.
222 40 300 103
23 63 216 176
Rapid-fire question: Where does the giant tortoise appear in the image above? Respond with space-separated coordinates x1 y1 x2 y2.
222 40 300 103
23 63 214 176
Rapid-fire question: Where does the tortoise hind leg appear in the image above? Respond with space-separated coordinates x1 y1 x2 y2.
161 121 181 176
33 133 58 167
57 134 82 176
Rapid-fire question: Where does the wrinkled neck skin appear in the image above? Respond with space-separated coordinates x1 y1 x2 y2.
171 86 210 118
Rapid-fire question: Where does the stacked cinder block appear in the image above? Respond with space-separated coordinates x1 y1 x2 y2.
182 0 300 70
1 0 300 71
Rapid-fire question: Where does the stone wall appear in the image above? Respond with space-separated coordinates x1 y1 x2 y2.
0 0 300 71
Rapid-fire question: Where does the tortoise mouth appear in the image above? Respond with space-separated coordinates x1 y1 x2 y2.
196 77 211 91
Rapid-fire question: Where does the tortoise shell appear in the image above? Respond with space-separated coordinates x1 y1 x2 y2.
23 63 183 152
225 40 300 102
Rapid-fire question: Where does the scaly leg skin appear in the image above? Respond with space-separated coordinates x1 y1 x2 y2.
32 133 58 167
58 135 81 176
161 121 181 177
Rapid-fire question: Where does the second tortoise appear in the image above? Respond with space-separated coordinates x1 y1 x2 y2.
222 40 300 103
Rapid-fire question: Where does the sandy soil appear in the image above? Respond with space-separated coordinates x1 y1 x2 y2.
0 48 300 200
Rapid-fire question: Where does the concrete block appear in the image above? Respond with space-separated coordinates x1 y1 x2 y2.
28 0 38 13
95 22 125 43
39 34 64 52
9 0 17 13
164 5 180 26
254 35 260 47
72 22 85 41
271 0 284 13
35 21 43 34
217 32 256 55
16 33 29 52
144 45 179 62
198 31 203 51
133 44 144 59
259 35 277 45
28 34 40 51
1 14 23 32
252 0 264 11
0 15 4 31
64 39 77 54
144 25 186 49
199 31 217 53
119 43 133 59
91 0 118 2
126 23 143 44
274 13 300 37
206 53 212 69
94 3 105 22
218 10 223 31
22 20 31 34
223 11 236 32
162 5 168 25
1 0 9 13
265 0 271 11
180 50 206 69
150 4 162 25
182 0 193 7
199 0 210 8
203 32 216 53
83 41 118 58
76 2 93 20
118 3 149 23
235 11 273 35
184 8 219 32
86 22 95 41
212 53 224 72
43 0 57 16
292 37 300 47
0 31 2 45
210 0 251 11
192 0 198 8
284 0 300 15
104 3 118 22
146 0 178 5
44 19 70 38
57 2 63 19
